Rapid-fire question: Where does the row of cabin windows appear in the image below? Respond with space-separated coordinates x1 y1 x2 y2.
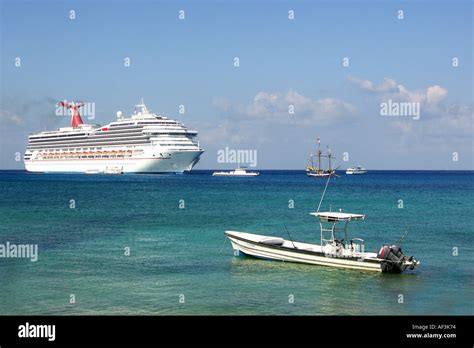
112 122 178 126
31 132 193 145
29 122 181 139
30 128 184 142
40 154 132 159
30 129 188 143
30 134 149 144
157 144 197 147
36 146 139 152
28 140 149 149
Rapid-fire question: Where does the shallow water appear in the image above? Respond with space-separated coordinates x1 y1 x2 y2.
0 170 472 315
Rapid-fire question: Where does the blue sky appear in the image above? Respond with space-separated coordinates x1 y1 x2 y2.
1 0 472 169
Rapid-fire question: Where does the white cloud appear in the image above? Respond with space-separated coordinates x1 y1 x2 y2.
349 76 472 142
0 110 23 127
349 76 449 112
205 89 355 147
213 89 356 126
394 84 448 115
348 76 399 93
198 120 266 145
211 98 232 112
425 85 448 105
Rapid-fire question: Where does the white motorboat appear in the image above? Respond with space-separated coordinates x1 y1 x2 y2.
346 166 368 175
225 211 419 273
212 167 260 177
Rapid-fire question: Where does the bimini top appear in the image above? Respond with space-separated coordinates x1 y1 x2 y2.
310 212 365 222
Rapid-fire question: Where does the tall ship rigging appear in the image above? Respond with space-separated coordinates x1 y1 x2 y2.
24 99 204 174
306 138 337 177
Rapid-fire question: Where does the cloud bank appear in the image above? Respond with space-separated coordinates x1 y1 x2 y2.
212 89 356 126
348 76 472 139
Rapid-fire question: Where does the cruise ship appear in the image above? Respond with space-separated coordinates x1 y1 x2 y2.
24 99 204 174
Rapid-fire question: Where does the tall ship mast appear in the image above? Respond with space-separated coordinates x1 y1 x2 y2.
24 99 204 174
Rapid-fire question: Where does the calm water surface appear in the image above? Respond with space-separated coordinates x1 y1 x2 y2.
0 170 472 315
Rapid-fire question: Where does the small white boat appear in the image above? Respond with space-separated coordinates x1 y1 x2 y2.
225 211 419 273
346 166 368 175
212 167 260 177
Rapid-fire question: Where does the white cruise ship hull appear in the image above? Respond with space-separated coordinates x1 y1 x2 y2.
25 150 203 174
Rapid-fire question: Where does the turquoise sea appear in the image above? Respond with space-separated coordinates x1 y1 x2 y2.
0 170 472 315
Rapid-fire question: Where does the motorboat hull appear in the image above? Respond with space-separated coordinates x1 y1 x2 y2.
225 231 383 272
212 173 260 177
346 170 368 175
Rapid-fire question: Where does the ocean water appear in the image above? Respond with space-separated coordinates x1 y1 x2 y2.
0 170 472 315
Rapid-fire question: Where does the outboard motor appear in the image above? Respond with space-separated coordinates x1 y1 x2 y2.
377 244 419 273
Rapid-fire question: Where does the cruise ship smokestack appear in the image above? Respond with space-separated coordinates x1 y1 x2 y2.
58 101 84 128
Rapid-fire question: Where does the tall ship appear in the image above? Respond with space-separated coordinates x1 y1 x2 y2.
24 99 204 174
306 138 336 178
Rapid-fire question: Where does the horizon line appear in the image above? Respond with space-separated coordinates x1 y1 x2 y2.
0 168 472 172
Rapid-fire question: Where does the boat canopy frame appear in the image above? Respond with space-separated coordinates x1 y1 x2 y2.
310 212 365 247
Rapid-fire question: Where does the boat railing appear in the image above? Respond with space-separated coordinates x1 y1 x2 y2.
348 238 365 254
